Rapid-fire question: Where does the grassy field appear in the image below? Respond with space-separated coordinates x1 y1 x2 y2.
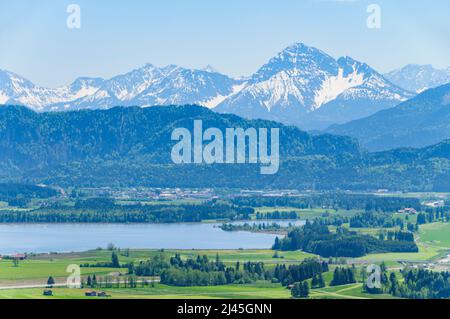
0 282 292 299
0 260 123 281
0 248 315 287
355 243 443 266
310 283 398 299
419 222 450 249
0 281 402 300
34 248 316 264
0 281 397 300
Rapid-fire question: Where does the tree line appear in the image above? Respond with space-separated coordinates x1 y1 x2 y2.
232 194 422 212
0 199 254 223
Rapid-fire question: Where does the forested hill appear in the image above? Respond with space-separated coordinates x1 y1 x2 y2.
0 104 450 191
328 83 450 151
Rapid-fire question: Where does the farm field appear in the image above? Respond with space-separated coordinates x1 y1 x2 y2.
0 249 315 287
0 283 291 299
0 282 399 300
419 222 450 249
356 243 443 264
0 243 432 299
0 259 124 282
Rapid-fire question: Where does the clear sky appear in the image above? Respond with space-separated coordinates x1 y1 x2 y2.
1 0 449 87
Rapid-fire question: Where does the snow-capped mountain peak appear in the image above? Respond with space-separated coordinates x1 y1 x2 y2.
385 64 450 93
214 43 413 129
202 65 220 74
0 69 104 110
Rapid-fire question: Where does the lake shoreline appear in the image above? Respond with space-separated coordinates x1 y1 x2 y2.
0 221 304 255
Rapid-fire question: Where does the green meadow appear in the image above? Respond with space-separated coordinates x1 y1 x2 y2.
419 222 450 249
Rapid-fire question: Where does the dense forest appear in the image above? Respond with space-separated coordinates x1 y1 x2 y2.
1 105 450 191
0 183 58 207
273 221 418 257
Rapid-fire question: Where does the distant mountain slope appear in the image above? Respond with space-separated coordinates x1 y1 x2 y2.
215 43 413 130
327 84 450 151
1 105 450 191
0 69 103 111
385 64 450 93
0 65 241 112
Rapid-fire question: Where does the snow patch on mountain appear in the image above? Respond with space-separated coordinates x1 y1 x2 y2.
0 92 9 104
314 68 365 108
201 83 246 109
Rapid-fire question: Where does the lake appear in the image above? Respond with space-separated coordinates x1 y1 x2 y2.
0 220 305 254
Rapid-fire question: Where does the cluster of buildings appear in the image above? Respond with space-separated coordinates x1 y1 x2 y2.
397 208 418 215
76 187 310 201
42 290 111 297
423 200 446 208
0 253 27 260
78 187 217 201
239 189 303 197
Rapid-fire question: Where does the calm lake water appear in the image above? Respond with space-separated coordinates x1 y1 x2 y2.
0 220 305 254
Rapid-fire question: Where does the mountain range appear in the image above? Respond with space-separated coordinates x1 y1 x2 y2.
0 65 242 112
0 42 418 130
1 104 450 191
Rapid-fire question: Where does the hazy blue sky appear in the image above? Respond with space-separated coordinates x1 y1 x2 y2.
1 0 449 87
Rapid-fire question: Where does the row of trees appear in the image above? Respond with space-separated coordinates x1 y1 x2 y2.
232 194 422 212
0 199 253 223
273 259 328 286
417 208 450 225
255 211 299 220
330 267 356 286
220 222 285 232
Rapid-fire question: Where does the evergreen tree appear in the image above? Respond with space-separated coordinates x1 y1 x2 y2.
47 276 55 288
291 281 309 298
389 272 398 296
112 251 120 268
311 275 319 288
302 281 310 297
317 273 325 288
